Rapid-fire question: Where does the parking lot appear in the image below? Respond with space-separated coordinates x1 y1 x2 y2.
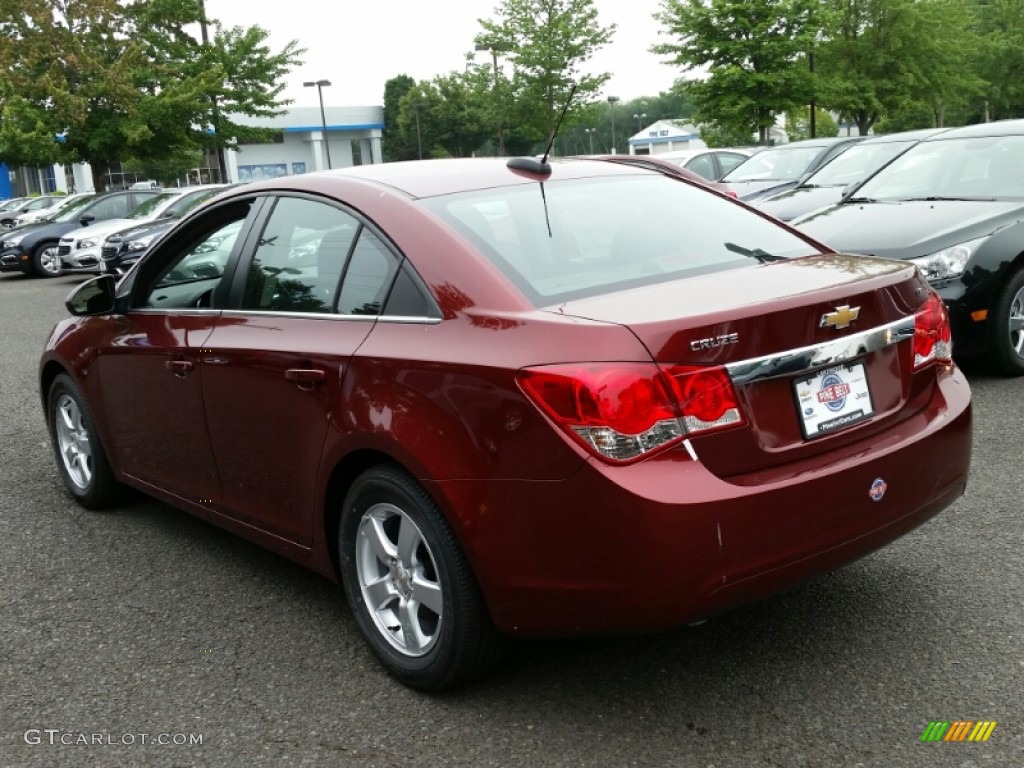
0 271 1021 767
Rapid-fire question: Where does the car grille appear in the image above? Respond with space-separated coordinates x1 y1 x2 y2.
101 246 118 260
58 245 71 256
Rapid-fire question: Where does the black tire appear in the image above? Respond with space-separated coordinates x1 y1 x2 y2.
47 373 123 508
339 465 504 691
30 241 62 278
988 267 1024 376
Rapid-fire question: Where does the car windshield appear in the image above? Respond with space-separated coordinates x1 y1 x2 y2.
161 188 223 218
126 192 180 219
804 141 914 188
723 146 823 183
51 195 98 222
1 198 28 212
421 175 821 305
855 134 1024 201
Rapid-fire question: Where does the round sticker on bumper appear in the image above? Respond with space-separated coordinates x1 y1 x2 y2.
869 477 887 502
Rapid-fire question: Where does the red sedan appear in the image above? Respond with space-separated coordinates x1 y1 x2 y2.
40 157 972 691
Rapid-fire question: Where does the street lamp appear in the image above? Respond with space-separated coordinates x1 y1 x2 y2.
583 127 597 154
607 96 620 153
303 79 332 169
633 113 647 131
475 44 506 155
412 101 428 160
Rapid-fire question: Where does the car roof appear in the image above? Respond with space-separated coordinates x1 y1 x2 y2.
235 157 658 200
921 118 1024 140
772 136 863 150
859 127 952 144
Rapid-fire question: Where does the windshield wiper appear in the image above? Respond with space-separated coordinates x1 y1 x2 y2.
843 196 877 204
724 242 786 263
900 196 997 202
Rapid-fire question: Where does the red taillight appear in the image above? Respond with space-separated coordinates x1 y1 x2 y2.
664 365 745 435
913 293 952 369
518 363 744 463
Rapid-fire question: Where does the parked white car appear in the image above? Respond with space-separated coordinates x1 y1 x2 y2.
58 186 222 272
14 193 94 227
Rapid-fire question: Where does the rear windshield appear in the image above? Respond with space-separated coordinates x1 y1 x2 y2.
420 175 821 305
723 146 824 182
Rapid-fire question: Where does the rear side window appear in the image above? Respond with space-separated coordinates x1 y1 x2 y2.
337 230 400 316
241 197 359 313
421 175 821 305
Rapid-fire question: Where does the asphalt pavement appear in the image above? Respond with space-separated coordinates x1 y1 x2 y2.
0 271 1021 767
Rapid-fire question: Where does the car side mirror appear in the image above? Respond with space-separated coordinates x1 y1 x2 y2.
66 274 117 316
79 214 96 226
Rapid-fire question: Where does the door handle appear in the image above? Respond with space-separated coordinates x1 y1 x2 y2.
285 368 326 389
165 359 194 377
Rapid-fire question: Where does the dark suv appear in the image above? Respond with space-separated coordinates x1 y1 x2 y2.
0 189 160 277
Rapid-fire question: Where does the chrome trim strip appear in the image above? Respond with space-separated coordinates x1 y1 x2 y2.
725 316 915 385
128 308 440 323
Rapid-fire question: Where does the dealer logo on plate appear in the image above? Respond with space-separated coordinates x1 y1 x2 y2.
817 371 851 412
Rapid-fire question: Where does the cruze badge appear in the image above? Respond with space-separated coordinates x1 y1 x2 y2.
820 305 860 329
689 332 739 352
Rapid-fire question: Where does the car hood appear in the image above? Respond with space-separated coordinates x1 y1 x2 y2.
725 179 800 202
753 186 845 222
108 220 173 242
2 220 77 244
65 218 133 242
793 199 1024 260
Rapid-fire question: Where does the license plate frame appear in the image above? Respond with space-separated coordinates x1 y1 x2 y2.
794 361 875 439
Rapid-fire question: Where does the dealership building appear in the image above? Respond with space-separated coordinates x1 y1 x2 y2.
0 103 385 198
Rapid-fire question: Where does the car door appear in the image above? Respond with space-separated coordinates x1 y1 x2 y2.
95 197 258 506
200 194 401 545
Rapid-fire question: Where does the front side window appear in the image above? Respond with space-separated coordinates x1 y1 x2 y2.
134 201 253 310
422 175 821 305
241 197 360 313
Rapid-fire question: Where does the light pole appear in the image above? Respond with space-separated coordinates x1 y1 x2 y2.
633 113 647 131
475 44 506 155
412 101 427 160
584 127 596 154
303 79 332 169
607 96 620 154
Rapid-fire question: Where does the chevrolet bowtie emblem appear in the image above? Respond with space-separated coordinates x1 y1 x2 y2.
820 305 860 329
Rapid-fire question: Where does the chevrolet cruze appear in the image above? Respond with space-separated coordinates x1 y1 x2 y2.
40 157 972 690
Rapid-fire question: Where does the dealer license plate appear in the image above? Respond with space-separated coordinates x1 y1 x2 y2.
794 362 874 439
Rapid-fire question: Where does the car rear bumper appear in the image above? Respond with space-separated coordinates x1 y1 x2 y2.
427 367 972 636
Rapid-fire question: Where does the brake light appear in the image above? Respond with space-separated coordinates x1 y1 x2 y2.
518 363 744 463
913 293 952 369
664 365 745 435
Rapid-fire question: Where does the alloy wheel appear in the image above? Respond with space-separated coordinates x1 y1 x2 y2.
1009 282 1024 360
55 393 93 490
38 246 62 275
354 502 443 657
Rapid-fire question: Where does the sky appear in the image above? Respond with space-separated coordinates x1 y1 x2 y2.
204 0 684 109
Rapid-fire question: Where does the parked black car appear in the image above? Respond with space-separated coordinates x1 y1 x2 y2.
721 136 865 202
0 189 160 277
793 119 1024 375
752 128 950 221
99 184 235 275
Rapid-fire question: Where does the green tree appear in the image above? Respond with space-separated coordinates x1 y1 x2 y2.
784 107 839 141
382 74 416 161
0 0 302 189
654 0 823 144
476 0 615 151
815 0 983 134
971 0 1024 120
